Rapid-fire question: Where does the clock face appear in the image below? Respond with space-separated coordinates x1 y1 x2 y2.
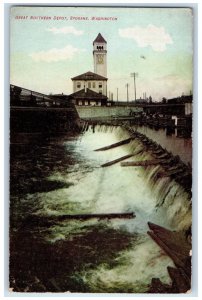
97 54 104 64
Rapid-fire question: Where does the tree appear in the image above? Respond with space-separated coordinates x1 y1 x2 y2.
149 96 152 103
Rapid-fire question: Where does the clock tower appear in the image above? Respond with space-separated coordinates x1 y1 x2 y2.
93 33 107 78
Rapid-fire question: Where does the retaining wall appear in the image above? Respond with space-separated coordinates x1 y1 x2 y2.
75 106 142 119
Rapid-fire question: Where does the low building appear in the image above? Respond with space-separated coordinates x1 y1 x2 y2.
50 93 72 107
69 88 107 106
185 102 192 116
71 71 108 97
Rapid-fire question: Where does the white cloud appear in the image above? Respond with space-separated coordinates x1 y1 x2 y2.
47 26 83 35
30 45 84 62
119 24 173 52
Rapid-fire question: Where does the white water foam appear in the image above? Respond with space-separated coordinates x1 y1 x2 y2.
29 125 191 291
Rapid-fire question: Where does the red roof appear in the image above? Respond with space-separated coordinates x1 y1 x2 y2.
71 71 107 81
69 88 107 100
93 33 107 44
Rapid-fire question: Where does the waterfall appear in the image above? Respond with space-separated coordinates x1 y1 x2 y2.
72 124 192 292
90 124 192 231
19 124 191 292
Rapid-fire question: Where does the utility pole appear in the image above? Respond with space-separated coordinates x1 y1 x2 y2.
126 83 129 102
131 72 138 101
117 88 118 102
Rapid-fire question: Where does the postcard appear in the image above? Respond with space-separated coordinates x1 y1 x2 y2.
9 6 193 294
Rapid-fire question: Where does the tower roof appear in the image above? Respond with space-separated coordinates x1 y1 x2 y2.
71 71 107 81
93 33 107 44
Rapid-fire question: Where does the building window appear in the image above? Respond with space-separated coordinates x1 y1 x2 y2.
99 82 102 88
77 82 81 88
99 90 102 94
88 82 91 88
93 82 96 88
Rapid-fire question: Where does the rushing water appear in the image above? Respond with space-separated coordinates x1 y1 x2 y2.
10 126 192 293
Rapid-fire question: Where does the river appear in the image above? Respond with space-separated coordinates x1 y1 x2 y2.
9 125 192 293
134 125 192 166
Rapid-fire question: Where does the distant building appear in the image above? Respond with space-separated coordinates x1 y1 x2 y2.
10 84 51 107
134 98 148 104
167 95 192 104
69 88 107 106
71 71 107 96
50 93 72 107
70 33 108 106
184 96 192 116
167 95 192 116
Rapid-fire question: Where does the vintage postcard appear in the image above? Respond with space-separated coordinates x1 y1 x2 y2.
10 6 193 294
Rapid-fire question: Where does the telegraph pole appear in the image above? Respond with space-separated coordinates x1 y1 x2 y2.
126 83 129 102
131 72 138 101
117 88 119 102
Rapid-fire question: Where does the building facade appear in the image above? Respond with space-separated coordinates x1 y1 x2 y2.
71 71 107 96
70 33 108 106
93 33 107 78
69 88 107 106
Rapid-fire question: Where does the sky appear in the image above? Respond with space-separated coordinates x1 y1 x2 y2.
10 6 193 101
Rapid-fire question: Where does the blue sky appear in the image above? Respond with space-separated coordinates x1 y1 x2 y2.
10 6 193 101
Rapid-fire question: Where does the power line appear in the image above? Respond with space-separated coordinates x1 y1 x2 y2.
131 72 138 101
125 83 129 102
